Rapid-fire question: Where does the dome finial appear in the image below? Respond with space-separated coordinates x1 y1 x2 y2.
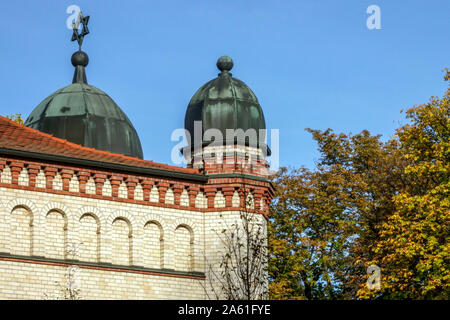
70 12 90 84
217 56 234 74
71 50 89 84
71 50 89 67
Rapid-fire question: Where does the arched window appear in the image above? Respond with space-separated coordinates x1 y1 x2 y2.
10 206 33 256
111 217 132 265
45 210 67 259
175 225 194 272
79 213 100 262
142 221 164 269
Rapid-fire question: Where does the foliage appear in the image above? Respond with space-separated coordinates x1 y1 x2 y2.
269 131 404 299
6 113 24 124
269 69 449 300
357 69 450 299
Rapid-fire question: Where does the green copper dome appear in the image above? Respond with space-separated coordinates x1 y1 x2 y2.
185 56 266 148
25 51 144 159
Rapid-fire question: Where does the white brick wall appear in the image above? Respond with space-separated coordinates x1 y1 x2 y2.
195 192 207 209
165 188 174 205
85 177 95 194
118 182 127 198
135 184 144 201
180 189 189 207
149 185 159 202
0 185 257 299
53 173 63 191
18 168 28 187
0 260 205 300
69 174 79 193
1 165 11 184
214 191 225 208
232 191 240 207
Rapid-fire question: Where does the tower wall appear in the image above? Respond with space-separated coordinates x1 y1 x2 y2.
186 144 272 299
188 145 271 177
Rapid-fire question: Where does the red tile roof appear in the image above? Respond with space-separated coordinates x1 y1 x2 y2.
0 116 201 175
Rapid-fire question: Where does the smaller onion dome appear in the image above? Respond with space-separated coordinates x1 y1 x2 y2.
184 56 266 149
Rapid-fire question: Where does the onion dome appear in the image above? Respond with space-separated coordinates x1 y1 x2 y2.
25 15 143 159
184 56 266 148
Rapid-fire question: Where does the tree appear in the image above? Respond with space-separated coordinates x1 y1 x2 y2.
43 243 83 300
268 69 449 300
205 190 269 300
269 166 351 300
269 130 404 299
357 69 450 299
6 113 24 124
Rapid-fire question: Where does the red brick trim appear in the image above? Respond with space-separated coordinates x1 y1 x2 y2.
61 169 74 191
0 156 273 216
10 162 24 185
77 170 90 193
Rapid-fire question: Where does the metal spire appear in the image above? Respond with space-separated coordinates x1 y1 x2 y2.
71 12 90 51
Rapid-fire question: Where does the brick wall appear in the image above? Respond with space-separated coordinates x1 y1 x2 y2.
0 155 272 299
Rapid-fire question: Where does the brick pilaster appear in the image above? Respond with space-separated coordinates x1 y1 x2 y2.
94 173 107 195
253 189 264 211
141 179 154 202
76 171 90 193
238 188 247 208
173 184 184 206
60 169 74 191
27 164 41 188
204 188 217 209
0 159 6 181
44 166 58 189
9 162 24 185
110 175 123 198
126 177 139 200
158 182 170 204
222 187 235 208
188 186 199 208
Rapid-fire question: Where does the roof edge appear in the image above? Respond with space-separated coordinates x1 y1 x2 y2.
0 147 208 182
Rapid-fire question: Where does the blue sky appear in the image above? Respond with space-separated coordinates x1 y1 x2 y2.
1 0 449 169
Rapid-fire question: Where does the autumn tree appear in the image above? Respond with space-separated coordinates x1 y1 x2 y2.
269 130 405 299
357 69 450 299
269 69 449 300
269 166 352 299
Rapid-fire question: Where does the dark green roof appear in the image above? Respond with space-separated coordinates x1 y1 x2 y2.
184 56 266 147
25 51 143 159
